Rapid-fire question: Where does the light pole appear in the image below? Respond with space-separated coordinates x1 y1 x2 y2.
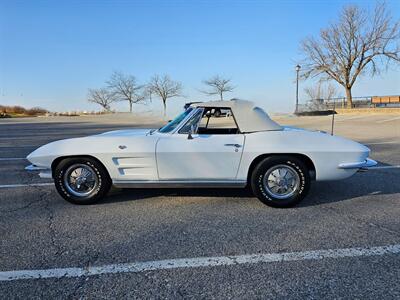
295 64 301 114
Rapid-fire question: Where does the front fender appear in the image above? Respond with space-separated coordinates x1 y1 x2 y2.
26 135 159 181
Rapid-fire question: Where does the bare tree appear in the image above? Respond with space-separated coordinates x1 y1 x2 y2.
300 2 400 108
201 75 235 100
304 82 337 100
304 82 337 110
87 88 116 111
107 71 146 113
147 75 182 115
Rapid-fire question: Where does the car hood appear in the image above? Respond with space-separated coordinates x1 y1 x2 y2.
97 128 154 137
27 128 157 165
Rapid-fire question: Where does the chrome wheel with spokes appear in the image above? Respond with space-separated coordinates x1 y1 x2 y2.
54 157 111 204
63 163 99 197
263 164 300 199
251 156 311 208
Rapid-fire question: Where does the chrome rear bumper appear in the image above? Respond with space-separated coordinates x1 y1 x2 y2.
25 164 52 179
338 158 377 170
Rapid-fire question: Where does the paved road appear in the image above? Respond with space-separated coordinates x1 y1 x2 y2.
1 114 399 299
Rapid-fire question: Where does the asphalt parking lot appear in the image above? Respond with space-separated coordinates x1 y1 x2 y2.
1 113 399 299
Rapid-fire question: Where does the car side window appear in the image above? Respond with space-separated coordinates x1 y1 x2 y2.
198 108 239 135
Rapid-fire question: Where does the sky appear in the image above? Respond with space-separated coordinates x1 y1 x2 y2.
1 0 400 116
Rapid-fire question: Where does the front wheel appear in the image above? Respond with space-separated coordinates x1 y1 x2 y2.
251 156 310 208
54 157 111 204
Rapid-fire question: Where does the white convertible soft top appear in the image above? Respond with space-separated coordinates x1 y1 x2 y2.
192 99 282 133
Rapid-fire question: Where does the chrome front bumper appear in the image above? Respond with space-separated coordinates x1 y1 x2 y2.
25 164 52 179
338 158 378 170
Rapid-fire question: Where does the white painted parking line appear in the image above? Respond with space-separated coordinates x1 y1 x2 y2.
1 165 399 189
0 183 53 189
369 165 400 170
0 158 26 161
336 115 366 122
376 116 400 124
366 141 399 145
0 244 399 282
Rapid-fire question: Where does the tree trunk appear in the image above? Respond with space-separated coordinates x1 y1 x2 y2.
345 87 353 109
129 101 133 113
162 99 167 116
220 92 223 101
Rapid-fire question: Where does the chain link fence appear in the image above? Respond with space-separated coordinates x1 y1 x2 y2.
298 95 400 114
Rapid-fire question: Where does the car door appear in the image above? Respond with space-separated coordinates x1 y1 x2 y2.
156 108 245 180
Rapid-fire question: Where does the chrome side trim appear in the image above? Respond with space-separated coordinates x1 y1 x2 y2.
113 180 247 189
338 158 377 169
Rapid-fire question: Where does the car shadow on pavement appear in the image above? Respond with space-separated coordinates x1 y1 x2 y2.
100 167 399 207
300 168 400 207
101 186 255 205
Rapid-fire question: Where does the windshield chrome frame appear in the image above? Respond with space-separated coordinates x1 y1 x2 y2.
176 107 205 135
156 107 202 135
171 107 204 134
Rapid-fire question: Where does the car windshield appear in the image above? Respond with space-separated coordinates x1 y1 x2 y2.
158 107 193 133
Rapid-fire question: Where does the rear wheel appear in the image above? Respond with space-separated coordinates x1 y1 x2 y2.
251 156 310 208
54 157 111 204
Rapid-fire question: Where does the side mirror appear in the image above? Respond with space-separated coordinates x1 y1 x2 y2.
188 124 195 140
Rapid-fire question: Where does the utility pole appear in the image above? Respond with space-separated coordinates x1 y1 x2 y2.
295 64 301 114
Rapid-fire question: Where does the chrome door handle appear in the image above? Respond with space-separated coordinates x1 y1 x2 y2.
224 143 242 148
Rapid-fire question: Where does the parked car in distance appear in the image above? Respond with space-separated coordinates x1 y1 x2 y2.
26 99 376 207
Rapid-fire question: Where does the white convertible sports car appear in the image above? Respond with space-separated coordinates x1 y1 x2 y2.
26 99 377 207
